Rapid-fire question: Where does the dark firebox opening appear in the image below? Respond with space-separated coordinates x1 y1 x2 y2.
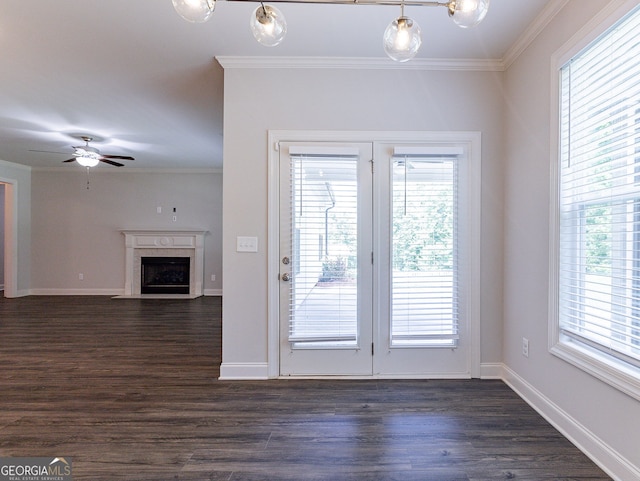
141 257 190 294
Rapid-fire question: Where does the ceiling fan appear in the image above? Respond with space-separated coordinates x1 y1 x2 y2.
62 136 134 167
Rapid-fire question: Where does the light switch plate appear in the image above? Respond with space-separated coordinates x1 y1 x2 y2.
237 236 258 252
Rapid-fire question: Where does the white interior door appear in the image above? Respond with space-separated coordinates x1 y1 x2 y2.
279 142 373 376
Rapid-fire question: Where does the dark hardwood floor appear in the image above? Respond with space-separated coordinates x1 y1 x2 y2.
0 296 610 480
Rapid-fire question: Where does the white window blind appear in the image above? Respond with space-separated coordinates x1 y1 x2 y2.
391 153 458 347
558 5 640 367
287 152 359 346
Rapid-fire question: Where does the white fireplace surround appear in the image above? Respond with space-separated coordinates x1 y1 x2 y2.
122 230 206 298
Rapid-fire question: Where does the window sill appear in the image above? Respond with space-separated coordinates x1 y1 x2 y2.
550 338 640 402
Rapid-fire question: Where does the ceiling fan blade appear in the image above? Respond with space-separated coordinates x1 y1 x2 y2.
102 155 134 160
62 158 77 163
100 158 125 167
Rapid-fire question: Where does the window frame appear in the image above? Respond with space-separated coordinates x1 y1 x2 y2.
549 0 640 401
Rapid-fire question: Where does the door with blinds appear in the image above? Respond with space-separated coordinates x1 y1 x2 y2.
279 143 374 376
278 140 474 377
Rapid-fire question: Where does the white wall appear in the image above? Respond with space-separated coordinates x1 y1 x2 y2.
503 0 640 477
221 66 505 376
0 160 31 296
30 170 222 294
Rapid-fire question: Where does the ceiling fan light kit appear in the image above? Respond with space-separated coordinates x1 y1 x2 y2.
75 156 100 168
172 0 489 61
52 136 136 168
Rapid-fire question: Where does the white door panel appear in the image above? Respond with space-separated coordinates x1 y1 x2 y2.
279 142 373 376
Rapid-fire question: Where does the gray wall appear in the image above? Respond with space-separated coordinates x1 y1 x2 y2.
221 66 506 373
0 183 4 288
503 0 640 475
30 170 222 293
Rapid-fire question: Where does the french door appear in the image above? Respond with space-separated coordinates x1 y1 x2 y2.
276 137 477 377
279 143 374 375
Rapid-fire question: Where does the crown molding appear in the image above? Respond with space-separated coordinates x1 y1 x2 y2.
32 167 222 174
502 0 570 69
216 56 505 71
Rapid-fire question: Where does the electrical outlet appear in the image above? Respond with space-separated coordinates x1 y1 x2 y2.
172 215 177 222
522 337 529 358
79 273 84 281
156 206 162 214
211 274 216 282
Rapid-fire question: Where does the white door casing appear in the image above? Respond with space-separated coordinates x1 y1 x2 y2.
268 131 481 378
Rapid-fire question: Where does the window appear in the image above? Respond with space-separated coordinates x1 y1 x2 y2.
287 150 360 346
391 148 459 347
552 4 640 398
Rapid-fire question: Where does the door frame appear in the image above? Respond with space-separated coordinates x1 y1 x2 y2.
267 130 481 379
0 178 19 299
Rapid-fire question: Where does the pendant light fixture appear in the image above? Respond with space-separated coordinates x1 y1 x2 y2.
448 0 490 28
171 0 215 23
250 3 287 46
172 0 490 61
383 4 421 63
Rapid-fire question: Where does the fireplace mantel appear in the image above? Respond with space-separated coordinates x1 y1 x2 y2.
121 230 207 298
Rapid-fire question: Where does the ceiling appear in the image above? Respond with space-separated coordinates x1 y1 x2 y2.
0 0 553 170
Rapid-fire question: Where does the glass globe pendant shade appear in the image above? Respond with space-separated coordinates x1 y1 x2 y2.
383 16 421 62
250 4 287 47
76 156 99 168
448 0 490 28
172 0 215 23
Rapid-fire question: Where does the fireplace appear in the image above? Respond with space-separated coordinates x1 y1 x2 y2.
121 230 207 298
141 257 190 294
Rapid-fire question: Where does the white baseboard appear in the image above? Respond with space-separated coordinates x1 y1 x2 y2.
25 288 222 297
480 362 504 379
4 288 30 298
29 288 124 296
503 365 639 481
219 362 269 380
